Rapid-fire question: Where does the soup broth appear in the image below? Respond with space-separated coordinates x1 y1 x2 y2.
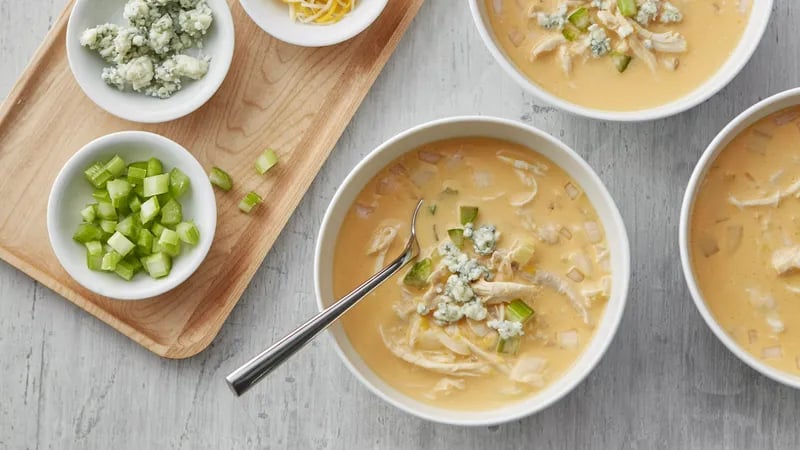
332 138 611 410
484 0 751 111
691 106 800 376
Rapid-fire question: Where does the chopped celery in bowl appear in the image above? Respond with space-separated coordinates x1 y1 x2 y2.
47 131 217 300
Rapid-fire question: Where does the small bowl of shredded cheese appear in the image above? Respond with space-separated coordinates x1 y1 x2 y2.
239 0 388 47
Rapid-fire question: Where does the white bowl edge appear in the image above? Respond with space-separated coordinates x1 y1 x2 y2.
314 116 631 425
679 88 800 390
468 0 774 122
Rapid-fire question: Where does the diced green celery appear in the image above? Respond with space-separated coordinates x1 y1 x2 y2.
176 222 200 245
150 222 166 238
136 229 154 256
129 161 148 170
209 167 233 191
73 223 104 243
140 196 160 224
114 259 136 281
617 0 637 17
428 205 437 215
107 231 135 257
562 23 581 41
101 251 122 271
447 229 465 248
99 220 117 234
146 157 163 177
85 241 103 256
127 166 147 185
123 254 143 273
129 195 142 213
116 215 140 239
155 240 181 258
80 204 97 223
104 155 126 177
238 192 263 213
611 52 632 73
403 258 432 287
96 201 117 220
84 163 112 189
510 239 536 266
169 168 191 199
159 228 180 247
142 252 172 278
107 179 131 203
460 206 478 225
497 337 520 355
143 174 170 197
87 252 104 271
159 198 182 226
568 7 591 30
506 299 535 323
133 183 144 198
255 149 279 175
92 189 111 202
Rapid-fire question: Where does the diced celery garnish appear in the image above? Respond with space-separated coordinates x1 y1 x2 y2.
84 163 112 189
143 174 170 197
107 179 131 203
73 223 104 243
510 239 536 266
460 206 478 225
140 196 160 224
129 161 148 170
209 167 233 191
447 228 465 248
96 201 117 220
562 23 581 41
142 253 172 278
116 215 140 239
87 252 104 271
99 220 117 234
568 7 591 30
101 251 122 271
146 158 163 177
497 337 520 355
92 189 111 202
169 168 191 199
123 254 143 273
617 0 637 17
129 195 142 213
159 228 180 247
238 192 263 213
159 198 182 226
136 229 154 256
403 258 432 287
176 222 200 245
155 240 181 258
85 241 103 256
255 149 279 175
127 166 147 185
104 155 126 177
113 259 136 281
506 299 535 323
611 52 632 73
107 231 135 257
150 222 166 238
80 204 97 223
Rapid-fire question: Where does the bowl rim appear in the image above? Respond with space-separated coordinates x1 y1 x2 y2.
679 87 800 390
467 0 774 122
65 0 236 124
46 130 217 301
313 115 631 425
238 0 389 48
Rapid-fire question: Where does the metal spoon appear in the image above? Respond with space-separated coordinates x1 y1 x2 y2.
226 199 424 396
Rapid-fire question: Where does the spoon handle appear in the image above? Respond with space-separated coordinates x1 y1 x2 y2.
225 249 412 396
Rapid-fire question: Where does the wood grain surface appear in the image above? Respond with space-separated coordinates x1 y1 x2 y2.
0 0 422 358
2 1 800 449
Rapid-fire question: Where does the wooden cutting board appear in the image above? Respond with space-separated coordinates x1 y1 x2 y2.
0 0 424 358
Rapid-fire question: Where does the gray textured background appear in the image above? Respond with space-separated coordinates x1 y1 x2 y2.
1 1 799 449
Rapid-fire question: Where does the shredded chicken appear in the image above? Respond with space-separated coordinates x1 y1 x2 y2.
460 338 510 375
557 44 572 75
631 22 687 53
380 327 490 376
596 10 633 38
473 280 540 304
627 34 657 72
531 35 568 60
367 223 399 272
729 179 800 208
772 246 800 275
509 356 547 386
523 270 590 324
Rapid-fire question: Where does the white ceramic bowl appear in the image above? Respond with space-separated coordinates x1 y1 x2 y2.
239 0 388 47
47 131 217 300
66 0 235 123
468 0 773 122
680 88 800 390
314 116 631 425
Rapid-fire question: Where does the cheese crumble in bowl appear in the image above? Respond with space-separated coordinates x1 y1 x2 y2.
681 88 800 389
469 0 772 121
66 0 235 123
315 117 630 425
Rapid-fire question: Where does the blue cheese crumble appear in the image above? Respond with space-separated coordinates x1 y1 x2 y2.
636 0 660 25
472 224 499 255
80 0 214 99
588 24 611 58
659 2 683 23
536 5 568 31
488 319 524 340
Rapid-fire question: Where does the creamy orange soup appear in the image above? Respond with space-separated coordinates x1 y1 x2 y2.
332 138 612 410
691 106 800 377
485 0 751 111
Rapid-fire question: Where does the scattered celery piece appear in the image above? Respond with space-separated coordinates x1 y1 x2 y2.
176 222 200 245
116 215 140 239
617 0 637 17
403 258 432 287
104 155 126 177
568 7 591 30
101 251 122 271
113 259 136 281
428 205 437 215
447 229 465 248
238 192 263 213
497 337 520 355
143 173 170 197
92 189 111 202
611 52 632 73
84 163 112 189
136 229 154 256
140 196 160 224
169 168 191 199
87 252 104 271
96 201 117 220
129 195 142 213
159 198 182 226
209 167 233 191
159 228 180 247
107 179 131 204
99 220 118 234
73 223 104 243
255 149 279 175
460 206 478 225
142 253 172 278
129 161 148 170
85 241 103 256
107 231 135 257
562 23 581 41
150 222 166 238
127 166 147 185
80 205 97 223
510 239 536 266
506 299 535 323
146 158 163 177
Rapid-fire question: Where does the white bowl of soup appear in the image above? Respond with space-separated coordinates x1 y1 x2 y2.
315 117 630 425
469 0 771 121
681 88 800 389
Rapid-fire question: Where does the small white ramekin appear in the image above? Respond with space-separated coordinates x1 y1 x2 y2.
47 131 217 300
680 87 800 390
468 0 773 122
314 116 631 425
66 0 235 123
